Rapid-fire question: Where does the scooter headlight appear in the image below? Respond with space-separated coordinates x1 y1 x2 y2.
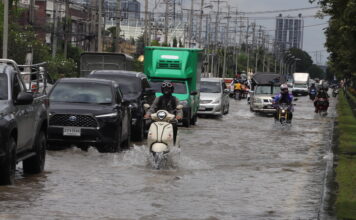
157 111 167 120
281 110 286 114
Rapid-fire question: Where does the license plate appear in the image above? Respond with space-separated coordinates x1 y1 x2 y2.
199 107 206 111
63 127 81 136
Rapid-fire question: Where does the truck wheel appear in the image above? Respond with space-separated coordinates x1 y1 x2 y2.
23 131 46 174
132 117 144 142
183 112 191 127
0 137 16 185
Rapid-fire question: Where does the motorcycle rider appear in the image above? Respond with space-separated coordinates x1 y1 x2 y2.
144 81 183 144
234 80 243 99
309 83 317 99
273 84 294 121
314 85 329 113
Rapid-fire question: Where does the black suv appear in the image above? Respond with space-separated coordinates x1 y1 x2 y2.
88 70 155 141
47 78 131 152
0 60 48 185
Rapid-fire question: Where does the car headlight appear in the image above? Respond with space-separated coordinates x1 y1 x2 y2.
180 100 188 106
95 112 118 118
157 111 167 120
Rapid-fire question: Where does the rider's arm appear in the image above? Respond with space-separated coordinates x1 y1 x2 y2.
175 97 183 119
146 97 159 115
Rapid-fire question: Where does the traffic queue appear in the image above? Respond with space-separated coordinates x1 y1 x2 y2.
0 46 336 184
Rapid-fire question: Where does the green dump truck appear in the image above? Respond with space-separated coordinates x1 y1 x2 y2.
144 47 203 127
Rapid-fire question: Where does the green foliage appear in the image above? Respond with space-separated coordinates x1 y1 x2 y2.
307 64 325 79
288 48 313 72
46 56 77 80
151 40 160 46
311 0 356 80
135 35 145 56
172 37 178 47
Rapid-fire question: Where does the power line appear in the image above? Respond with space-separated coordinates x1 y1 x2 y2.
242 6 320 15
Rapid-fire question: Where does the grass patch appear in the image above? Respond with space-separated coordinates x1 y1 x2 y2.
335 92 356 219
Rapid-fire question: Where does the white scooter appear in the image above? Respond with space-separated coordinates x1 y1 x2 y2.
146 106 182 169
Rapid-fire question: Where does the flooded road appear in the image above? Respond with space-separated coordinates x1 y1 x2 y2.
0 96 336 220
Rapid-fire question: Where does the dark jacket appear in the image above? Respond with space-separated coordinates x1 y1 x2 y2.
147 95 183 117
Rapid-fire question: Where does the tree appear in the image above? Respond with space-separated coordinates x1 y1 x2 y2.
172 37 178 47
307 64 325 79
288 48 313 72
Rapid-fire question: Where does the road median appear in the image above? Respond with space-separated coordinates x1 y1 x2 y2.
334 91 356 219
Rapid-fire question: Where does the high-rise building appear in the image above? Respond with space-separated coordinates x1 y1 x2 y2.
275 14 304 52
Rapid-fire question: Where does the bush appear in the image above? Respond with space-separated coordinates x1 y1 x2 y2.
46 56 77 80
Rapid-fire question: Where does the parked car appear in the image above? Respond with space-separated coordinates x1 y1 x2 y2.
198 78 230 116
0 59 48 185
87 70 155 141
47 78 131 152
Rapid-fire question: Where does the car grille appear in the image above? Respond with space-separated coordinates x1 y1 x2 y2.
200 100 213 104
49 114 98 127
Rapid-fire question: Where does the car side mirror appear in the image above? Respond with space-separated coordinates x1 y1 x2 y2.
144 88 155 96
190 91 198 96
16 92 34 105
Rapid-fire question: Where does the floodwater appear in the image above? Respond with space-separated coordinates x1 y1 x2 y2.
0 95 336 220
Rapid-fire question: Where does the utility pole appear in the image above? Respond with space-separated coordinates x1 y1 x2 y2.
188 0 194 47
254 25 261 73
2 0 8 58
144 0 148 46
52 0 58 58
116 0 121 52
198 0 204 48
97 0 103 52
164 0 169 45
222 7 230 78
29 0 35 24
245 19 250 73
64 0 70 58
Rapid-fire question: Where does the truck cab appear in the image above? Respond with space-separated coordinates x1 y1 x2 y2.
0 59 48 185
144 47 203 127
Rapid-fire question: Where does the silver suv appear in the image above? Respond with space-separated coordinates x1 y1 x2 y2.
250 85 280 113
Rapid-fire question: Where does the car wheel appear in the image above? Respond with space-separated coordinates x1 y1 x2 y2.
23 131 46 174
224 104 229 114
250 106 255 112
132 117 144 142
0 137 16 185
183 112 191 127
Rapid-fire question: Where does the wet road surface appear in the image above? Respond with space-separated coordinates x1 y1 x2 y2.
0 95 336 220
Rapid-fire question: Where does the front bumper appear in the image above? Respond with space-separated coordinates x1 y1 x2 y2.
251 103 276 113
198 103 222 115
47 124 118 146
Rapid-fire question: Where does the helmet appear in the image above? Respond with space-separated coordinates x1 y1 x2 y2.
280 84 289 94
161 81 174 95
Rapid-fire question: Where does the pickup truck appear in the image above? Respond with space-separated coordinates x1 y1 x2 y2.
0 59 48 185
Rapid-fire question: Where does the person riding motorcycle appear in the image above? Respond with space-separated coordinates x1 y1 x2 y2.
234 80 243 99
144 81 183 143
314 85 329 113
273 84 294 121
309 83 317 99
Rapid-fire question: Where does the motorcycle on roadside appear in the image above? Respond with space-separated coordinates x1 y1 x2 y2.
309 88 317 100
315 97 329 116
145 106 182 169
275 103 293 125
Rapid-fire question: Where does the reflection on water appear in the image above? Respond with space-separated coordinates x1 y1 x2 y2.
0 96 336 219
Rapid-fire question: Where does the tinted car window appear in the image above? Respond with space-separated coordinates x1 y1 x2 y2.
200 81 221 93
255 86 280 95
50 82 113 104
0 74 8 100
150 81 187 94
90 74 141 96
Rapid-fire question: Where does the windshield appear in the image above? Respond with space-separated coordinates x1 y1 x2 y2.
150 81 187 94
294 84 308 88
255 86 280 95
0 75 8 100
90 74 141 96
50 82 113 104
200 81 221 93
